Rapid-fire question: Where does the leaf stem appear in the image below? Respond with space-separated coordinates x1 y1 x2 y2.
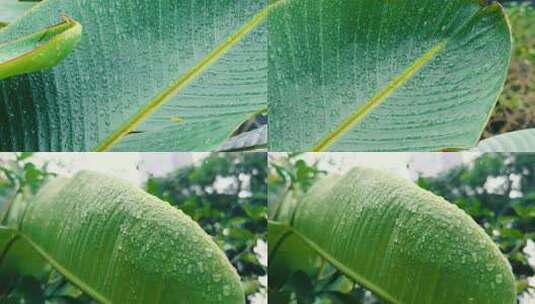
284 225 401 304
0 227 111 304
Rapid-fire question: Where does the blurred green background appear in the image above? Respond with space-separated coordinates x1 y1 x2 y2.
483 2 535 138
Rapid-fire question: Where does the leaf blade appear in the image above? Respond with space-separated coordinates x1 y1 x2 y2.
0 16 82 80
475 129 535 152
268 0 512 151
15 172 244 303
283 168 516 303
94 5 271 151
0 0 267 151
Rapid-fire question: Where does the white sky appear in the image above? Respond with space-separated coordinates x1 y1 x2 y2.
270 152 479 180
0 152 209 185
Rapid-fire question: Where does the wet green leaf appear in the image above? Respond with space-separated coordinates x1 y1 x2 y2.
269 0 512 151
275 167 516 303
0 15 82 80
0 0 267 151
3 171 244 303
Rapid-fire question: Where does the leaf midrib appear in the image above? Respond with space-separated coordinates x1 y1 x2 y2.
0 226 112 304
311 42 447 152
270 221 401 304
95 2 282 152
311 2 503 152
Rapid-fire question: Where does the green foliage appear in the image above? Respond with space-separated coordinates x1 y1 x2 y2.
417 153 535 298
269 0 512 152
0 153 265 303
484 4 535 138
268 154 326 221
0 16 82 81
269 154 533 303
0 0 266 152
146 152 268 299
0 153 55 199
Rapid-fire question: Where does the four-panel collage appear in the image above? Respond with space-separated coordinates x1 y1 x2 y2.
1 0 534 303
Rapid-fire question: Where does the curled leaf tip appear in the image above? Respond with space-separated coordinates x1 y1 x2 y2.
0 15 82 80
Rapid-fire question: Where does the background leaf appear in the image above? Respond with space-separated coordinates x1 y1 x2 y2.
220 125 268 152
475 128 535 151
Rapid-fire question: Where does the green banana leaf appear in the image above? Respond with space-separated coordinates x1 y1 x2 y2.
475 129 535 152
0 0 267 151
268 0 512 152
270 167 516 304
0 15 81 80
0 171 244 303
268 221 321 292
0 225 48 280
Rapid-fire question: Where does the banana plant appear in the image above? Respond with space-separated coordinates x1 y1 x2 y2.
269 0 513 152
0 0 267 151
269 167 517 303
0 171 244 303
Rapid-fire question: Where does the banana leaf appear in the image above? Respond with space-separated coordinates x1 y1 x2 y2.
0 171 244 303
475 129 535 152
268 0 512 152
0 15 81 80
270 167 516 303
0 0 267 151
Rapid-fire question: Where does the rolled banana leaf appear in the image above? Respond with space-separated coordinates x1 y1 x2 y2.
274 167 516 304
0 15 82 80
3 171 243 304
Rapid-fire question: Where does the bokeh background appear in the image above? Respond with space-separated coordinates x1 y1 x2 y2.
484 1 535 139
